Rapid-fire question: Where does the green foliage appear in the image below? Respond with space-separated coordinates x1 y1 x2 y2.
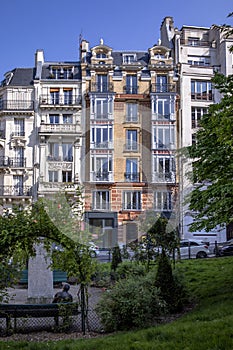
96 274 165 332
184 73 233 231
111 246 122 272
155 251 187 312
116 261 146 279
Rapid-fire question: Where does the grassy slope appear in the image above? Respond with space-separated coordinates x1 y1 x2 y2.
1 257 233 350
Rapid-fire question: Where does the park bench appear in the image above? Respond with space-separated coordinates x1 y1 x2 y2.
19 269 67 285
0 302 80 335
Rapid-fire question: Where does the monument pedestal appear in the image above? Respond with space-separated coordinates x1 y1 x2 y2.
27 242 54 304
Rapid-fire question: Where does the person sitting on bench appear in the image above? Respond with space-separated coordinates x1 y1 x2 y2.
52 283 73 303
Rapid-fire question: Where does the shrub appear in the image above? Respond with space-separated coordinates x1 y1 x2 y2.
111 246 122 272
116 261 146 279
96 274 166 332
155 250 187 312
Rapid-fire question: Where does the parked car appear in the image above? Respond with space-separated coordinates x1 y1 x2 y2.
218 241 233 256
177 239 210 259
88 242 100 257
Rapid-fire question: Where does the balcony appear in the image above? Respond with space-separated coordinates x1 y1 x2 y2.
0 186 32 197
150 84 176 93
0 157 26 167
125 115 139 123
90 141 113 149
11 131 25 137
180 39 211 47
152 142 175 150
191 92 213 101
123 86 139 94
39 95 81 107
0 100 34 111
124 142 139 152
90 171 113 182
90 83 114 93
40 123 80 133
152 172 176 183
124 172 140 182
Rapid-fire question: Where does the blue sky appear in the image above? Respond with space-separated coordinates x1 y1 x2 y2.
0 0 232 80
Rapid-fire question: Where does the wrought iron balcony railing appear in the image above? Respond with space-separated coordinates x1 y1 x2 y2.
0 157 26 167
124 142 139 152
11 131 25 137
91 141 113 149
90 83 114 93
39 95 81 106
0 100 34 111
124 172 140 182
152 172 176 183
150 83 176 93
123 86 139 94
0 186 32 196
180 39 211 47
91 171 113 182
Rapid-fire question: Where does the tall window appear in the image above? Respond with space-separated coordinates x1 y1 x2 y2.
123 191 141 210
13 175 24 195
125 158 139 182
91 98 112 119
188 56 210 66
62 171 72 182
191 80 212 100
92 156 112 181
188 37 200 46
92 190 110 210
14 118 25 136
49 114 59 124
126 75 137 94
153 126 175 149
126 103 138 122
48 143 60 161
49 171 58 182
123 54 136 64
62 143 73 161
154 191 172 211
125 130 138 151
92 126 112 148
156 75 168 92
152 96 175 120
63 114 73 124
14 147 25 167
97 74 108 92
64 89 73 104
153 156 175 182
191 107 207 128
50 89 60 104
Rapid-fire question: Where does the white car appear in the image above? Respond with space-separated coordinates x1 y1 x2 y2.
88 242 100 257
177 239 210 259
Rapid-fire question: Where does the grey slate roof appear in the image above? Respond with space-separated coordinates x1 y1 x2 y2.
1 68 35 86
41 63 81 80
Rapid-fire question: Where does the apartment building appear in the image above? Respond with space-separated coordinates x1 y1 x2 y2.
0 16 232 244
81 39 178 247
161 17 233 242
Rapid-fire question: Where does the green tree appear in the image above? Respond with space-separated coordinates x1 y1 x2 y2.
184 73 233 231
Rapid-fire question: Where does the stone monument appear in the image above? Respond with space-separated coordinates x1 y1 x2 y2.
27 241 54 304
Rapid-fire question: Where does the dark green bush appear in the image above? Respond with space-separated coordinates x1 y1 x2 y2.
116 261 146 279
96 274 166 332
111 246 122 272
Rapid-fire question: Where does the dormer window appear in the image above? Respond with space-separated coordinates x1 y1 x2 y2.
50 67 73 79
123 54 137 64
96 53 107 59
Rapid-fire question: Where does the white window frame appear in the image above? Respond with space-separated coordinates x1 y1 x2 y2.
153 125 175 150
191 107 208 128
91 125 112 148
126 103 138 122
154 191 172 211
123 191 141 210
92 190 110 210
152 95 175 120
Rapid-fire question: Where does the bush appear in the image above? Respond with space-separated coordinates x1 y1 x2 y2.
155 250 188 312
116 261 146 279
96 274 166 332
111 246 122 272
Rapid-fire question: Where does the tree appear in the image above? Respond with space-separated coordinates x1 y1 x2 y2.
184 73 233 231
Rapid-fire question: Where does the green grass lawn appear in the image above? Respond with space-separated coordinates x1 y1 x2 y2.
1 257 233 350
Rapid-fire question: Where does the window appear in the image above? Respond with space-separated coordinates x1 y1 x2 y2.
97 74 108 92
191 80 212 100
153 126 175 149
123 191 141 210
13 175 24 195
63 114 73 124
14 118 25 136
153 156 175 182
63 68 72 79
62 171 72 182
188 56 210 66
50 89 60 104
62 143 73 161
49 114 59 124
126 103 138 122
96 53 107 59
92 126 112 148
49 171 58 182
14 147 25 167
126 75 137 94
91 156 112 181
64 89 73 104
188 37 200 46
123 54 136 64
92 191 110 210
156 75 168 92
125 130 138 151
91 98 113 119
154 191 172 211
152 95 175 120
191 107 208 128
125 158 139 182
48 143 60 161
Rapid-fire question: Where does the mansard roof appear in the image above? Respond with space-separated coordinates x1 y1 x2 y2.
1 68 35 86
